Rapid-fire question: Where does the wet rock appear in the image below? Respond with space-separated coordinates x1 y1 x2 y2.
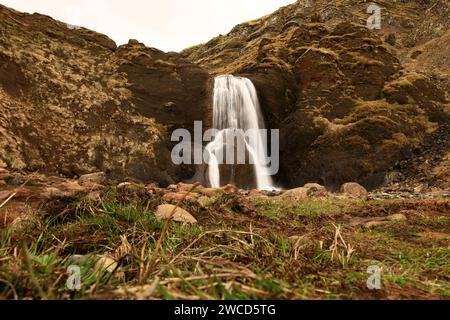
340 183 369 197
155 204 197 224
79 172 107 186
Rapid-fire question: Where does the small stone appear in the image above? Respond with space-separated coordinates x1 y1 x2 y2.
163 102 176 112
79 172 107 186
200 188 221 197
386 214 407 222
222 184 239 193
167 184 178 191
155 204 197 224
43 187 66 198
385 33 396 46
340 183 369 197
304 183 328 196
0 188 34 201
117 182 147 196
5 173 27 186
94 255 118 273
364 221 389 229
67 255 90 265
177 182 203 192
162 192 198 202
60 181 87 194
280 187 309 201
248 189 261 196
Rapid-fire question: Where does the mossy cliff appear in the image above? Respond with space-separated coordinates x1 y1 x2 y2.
182 0 450 190
0 5 210 185
0 1 449 190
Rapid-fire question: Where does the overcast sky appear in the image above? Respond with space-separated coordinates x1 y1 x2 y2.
1 0 296 52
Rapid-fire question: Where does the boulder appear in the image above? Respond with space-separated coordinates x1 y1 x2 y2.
340 183 369 197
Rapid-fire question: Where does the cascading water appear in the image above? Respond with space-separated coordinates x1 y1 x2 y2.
205 75 276 191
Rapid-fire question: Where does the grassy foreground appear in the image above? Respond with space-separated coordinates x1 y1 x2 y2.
0 189 449 300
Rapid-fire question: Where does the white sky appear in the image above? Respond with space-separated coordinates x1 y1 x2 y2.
1 0 296 52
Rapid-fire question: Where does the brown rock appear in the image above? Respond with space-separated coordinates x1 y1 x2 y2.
386 214 407 222
280 187 309 201
248 189 262 196
340 183 369 197
42 187 66 198
303 183 328 197
79 172 107 186
364 221 389 229
60 181 87 193
200 188 221 197
155 204 197 224
145 184 164 195
162 192 198 203
167 184 179 191
0 188 35 201
222 184 239 193
117 182 147 197
177 183 203 192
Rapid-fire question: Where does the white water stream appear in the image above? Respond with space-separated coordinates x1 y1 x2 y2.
205 75 276 190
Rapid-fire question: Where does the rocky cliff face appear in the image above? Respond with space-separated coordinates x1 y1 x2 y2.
182 0 450 190
0 1 449 190
0 5 210 185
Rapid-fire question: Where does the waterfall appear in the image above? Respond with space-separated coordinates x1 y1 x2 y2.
205 75 276 191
